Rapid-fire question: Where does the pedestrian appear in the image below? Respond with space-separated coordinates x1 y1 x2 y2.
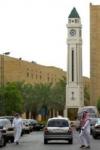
79 111 91 149
12 113 23 145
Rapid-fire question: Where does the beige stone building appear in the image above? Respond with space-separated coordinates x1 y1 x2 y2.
90 3 100 105
0 55 66 86
0 54 90 119
0 55 90 99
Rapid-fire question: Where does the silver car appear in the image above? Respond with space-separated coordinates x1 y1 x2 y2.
0 119 14 143
0 130 7 147
91 118 100 139
44 116 73 144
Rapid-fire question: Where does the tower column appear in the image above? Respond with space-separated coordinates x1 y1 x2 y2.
64 7 84 118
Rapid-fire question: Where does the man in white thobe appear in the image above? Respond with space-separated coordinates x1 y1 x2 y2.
79 111 91 149
12 113 23 144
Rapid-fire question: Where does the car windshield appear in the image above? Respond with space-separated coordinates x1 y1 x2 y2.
48 119 69 127
97 118 100 124
29 119 37 124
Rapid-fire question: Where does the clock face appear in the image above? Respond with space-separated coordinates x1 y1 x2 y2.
70 29 76 36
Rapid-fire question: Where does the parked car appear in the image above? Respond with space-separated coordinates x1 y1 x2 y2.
91 118 100 139
0 130 7 147
44 116 73 144
25 119 33 132
0 119 14 143
0 116 14 124
33 122 44 131
22 119 30 134
28 119 44 131
75 106 98 132
77 106 98 120
75 117 97 133
90 117 97 134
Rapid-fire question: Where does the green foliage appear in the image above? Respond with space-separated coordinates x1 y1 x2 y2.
0 82 24 115
22 83 34 111
0 88 5 114
0 76 66 117
51 76 66 111
4 82 24 115
96 97 100 113
33 83 52 113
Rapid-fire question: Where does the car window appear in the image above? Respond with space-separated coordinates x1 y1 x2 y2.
0 120 5 127
97 118 100 124
48 119 69 127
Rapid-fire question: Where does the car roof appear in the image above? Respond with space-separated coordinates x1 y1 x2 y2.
0 118 10 122
48 116 70 122
78 106 97 113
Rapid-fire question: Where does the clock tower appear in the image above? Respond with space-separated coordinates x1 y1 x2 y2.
64 8 84 117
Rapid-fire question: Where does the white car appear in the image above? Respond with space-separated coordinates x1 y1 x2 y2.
0 119 14 143
44 116 73 144
22 119 30 134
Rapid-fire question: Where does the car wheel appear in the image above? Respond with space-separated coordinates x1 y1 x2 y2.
44 138 48 144
92 133 97 139
10 137 14 143
68 139 73 144
0 136 6 147
27 130 30 134
90 129 92 135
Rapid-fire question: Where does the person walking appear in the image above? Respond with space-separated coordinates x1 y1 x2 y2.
79 111 91 149
12 113 23 145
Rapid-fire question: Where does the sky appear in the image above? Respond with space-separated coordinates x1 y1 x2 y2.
0 0 99 78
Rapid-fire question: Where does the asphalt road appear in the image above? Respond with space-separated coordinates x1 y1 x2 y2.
1 130 100 150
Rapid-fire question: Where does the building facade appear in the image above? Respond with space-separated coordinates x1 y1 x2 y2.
90 3 100 105
64 7 84 117
0 55 66 86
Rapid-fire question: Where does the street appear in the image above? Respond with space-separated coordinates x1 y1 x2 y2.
1 130 100 150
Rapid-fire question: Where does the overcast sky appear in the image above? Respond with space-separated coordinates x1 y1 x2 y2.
0 0 99 77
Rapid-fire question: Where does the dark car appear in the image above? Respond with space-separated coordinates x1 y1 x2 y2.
44 116 73 144
33 122 44 131
0 130 7 147
90 117 97 134
28 119 44 131
91 118 100 139
0 119 14 143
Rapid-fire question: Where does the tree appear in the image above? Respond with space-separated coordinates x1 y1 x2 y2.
0 87 5 115
21 83 34 118
33 83 52 119
96 97 100 113
50 76 66 115
4 82 24 115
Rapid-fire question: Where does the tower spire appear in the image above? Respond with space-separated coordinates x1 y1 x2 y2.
68 7 80 18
